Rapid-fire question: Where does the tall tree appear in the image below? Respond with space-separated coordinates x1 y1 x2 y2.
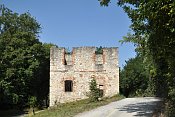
0 5 47 108
99 0 175 116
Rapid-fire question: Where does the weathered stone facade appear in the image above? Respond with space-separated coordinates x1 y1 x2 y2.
49 46 119 106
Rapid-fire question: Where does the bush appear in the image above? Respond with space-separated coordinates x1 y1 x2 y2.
165 88 175 117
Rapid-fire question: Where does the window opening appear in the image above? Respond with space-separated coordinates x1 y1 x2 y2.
65 80 73 92
99 85 104 97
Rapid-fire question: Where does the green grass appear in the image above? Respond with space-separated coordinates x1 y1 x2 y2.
29 94 124 117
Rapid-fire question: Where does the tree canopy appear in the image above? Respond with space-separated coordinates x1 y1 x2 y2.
120 55 150 97
0 5 51 109
98 0 175 116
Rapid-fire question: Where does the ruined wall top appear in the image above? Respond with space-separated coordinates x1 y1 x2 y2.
50 46 119 71
50 46 118 54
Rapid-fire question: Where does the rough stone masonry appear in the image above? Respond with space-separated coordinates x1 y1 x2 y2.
49 46 119 106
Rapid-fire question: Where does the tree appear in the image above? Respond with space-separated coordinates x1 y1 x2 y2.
120 55 150 97
98 0 175 116
0 5 48 109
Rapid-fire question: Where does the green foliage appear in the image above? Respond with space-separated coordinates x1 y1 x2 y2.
88 78 101 102
95 46 103 54
28 96 37 115
98 0 175 116
98 0 110 6
118 1 175 116
0 5 52 109
0 4 40 108
120 55 151 97
28 96 37 108
165 86 175 117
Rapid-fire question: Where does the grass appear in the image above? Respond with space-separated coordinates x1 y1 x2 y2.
28 94 124 117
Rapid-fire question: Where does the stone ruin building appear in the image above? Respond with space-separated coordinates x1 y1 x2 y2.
49 46 119 106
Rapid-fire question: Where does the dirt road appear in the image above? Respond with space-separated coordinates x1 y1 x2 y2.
75 97 161 117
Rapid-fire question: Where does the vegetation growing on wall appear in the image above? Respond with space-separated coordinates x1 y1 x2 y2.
95 46 103 54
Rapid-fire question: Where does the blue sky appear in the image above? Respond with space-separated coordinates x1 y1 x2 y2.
1 0 136 67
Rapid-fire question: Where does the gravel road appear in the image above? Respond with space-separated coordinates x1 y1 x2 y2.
75 97 161 117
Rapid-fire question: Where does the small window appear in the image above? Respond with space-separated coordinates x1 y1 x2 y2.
65 80 73 92
99 85 104 97
99 85 103 87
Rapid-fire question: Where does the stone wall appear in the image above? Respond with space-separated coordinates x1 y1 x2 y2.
49 46 119 106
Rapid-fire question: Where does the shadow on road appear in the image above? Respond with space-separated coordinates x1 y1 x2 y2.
117 99 161 117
